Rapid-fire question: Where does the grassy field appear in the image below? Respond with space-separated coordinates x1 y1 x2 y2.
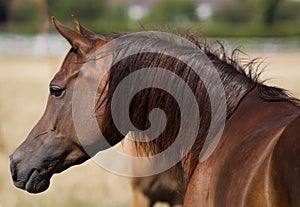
0 52 299 207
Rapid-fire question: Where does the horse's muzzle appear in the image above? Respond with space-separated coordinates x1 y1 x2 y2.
9 153 28 190
9 155 18 182
9 152 51 193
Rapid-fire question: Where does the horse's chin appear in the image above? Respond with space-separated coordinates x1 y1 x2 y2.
20 170 51 194
25 170 51 193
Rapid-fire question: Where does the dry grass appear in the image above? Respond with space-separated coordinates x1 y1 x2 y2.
0 53 299 207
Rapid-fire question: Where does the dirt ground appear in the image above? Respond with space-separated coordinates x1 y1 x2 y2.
0 52 299 207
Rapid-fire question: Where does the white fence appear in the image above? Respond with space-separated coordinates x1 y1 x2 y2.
222 37 300 53
0 34 69 58
0 34 299 58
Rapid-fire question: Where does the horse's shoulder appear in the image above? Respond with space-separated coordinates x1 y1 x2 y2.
273 113 300 157
281 113 300 137
270 113 300 206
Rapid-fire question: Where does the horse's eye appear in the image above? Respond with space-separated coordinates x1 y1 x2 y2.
50 86 65 98
70 47 79 54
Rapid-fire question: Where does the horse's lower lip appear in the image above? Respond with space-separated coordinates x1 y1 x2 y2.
23 169 51 194
25 169 37 191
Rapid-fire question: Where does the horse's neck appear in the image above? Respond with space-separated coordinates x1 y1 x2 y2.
219 71 255 118
180 73 255 183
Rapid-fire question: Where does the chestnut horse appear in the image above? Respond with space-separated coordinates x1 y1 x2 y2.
10 17 300 207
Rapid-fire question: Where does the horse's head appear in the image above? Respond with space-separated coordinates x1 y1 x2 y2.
9 17 110 193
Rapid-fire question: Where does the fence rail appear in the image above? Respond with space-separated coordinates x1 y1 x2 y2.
0 34 299 58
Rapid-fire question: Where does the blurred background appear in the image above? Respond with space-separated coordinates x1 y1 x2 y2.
0 0 299 206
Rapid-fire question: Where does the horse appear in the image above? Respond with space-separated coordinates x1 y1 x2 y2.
9 16 300 207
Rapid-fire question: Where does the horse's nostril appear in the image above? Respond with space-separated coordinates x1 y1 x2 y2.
12 172 18 182
10 157 18 182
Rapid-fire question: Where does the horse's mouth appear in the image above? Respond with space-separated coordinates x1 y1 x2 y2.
13 169 51 194
25 169 51 193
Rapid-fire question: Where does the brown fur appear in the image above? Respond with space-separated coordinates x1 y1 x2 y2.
10 17 300 207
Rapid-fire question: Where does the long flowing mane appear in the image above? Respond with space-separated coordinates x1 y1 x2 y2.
95 32 299 180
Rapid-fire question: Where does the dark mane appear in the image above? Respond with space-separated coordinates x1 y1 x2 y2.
108 32 298 104
191 38 298 104
95 32 299 182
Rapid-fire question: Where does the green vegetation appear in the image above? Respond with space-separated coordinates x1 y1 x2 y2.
8 1 45 33
47 0 129 34
199 0 300 37
213 1 255 24
145 0 197 23
0 0 8 31
0 0 8 23
3 0 300 37
47 0 105 22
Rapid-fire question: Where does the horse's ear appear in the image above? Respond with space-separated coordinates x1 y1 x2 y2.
72 15 96 37
52 16 91 53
